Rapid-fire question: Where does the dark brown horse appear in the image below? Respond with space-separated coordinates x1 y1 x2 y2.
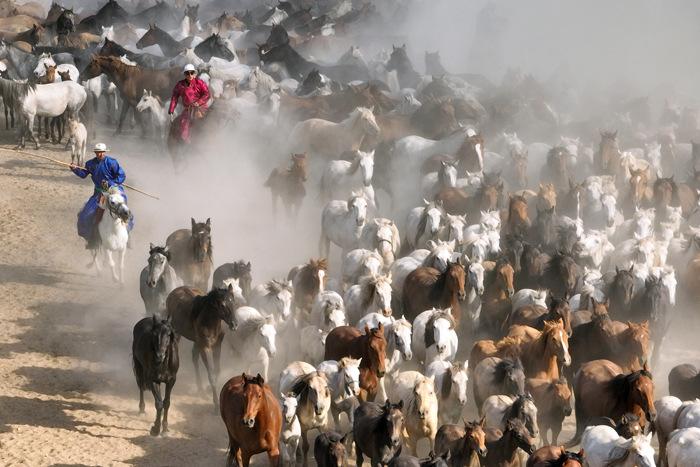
324 324 387 401
166 285 239 409
504 194 531 238
288 258 327 314
480 258 515 336
455 131 485 173
596 130 621 175
526 377 572 445
434 418 488 467
353 399 405 466
166 218 213 291
80 55 181 133
668 363 700 401
264 153 307 221
505 296 572 336
526 446 584 467
402 261 466 323
541 145 572 191
435 181 502 216
220 373 282 467
570 359 655 445
653 176 680 213
481 419 537 467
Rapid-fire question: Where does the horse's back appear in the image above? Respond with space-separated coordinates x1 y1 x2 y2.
166 285 203 341
324 325 362 360
166 229 192 267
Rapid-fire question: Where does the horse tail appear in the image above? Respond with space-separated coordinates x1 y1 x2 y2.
565 391 586 448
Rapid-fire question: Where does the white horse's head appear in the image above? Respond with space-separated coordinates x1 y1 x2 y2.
432 311 453 355
423 199 444 236
601 193 618 228
633 207 655 239
364 250 383 277
439 160 458 188
480 210 501 232
146 243 170 288
279 392 298 424
266 279 293 320
349 192 368 227
444 214 467 245
374 220 395 257
426 239 455 272
357 150 375 186
339 357 362 396
370 273 392 316
450 360 469 405
392 316 412 361
136 89 160 113
467 261 485 296
354 106 380 138
487 229 501 255
412 374 436 420
105 189 130 223
100 25 114 42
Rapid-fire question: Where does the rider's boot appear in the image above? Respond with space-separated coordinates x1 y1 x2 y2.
86 208 105 250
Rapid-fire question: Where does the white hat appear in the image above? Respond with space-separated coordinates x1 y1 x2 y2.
183 63 196 73
94 142 109 152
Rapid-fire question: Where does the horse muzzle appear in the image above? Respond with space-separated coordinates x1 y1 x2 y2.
478 448 487 457
377 370 385 378
508 288 515 297
381 308 392 317
403 351 413 361
458 292 467 301
242 418 255 428
147 280 157 288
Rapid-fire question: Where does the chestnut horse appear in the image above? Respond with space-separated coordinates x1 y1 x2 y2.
526 446 584 467
504 194 531 238
435 182 502 216
570 359 655 446
166 218 213 291
288 258 327 314
402 261 467 323
264 153 308 221
434 418 488 467
504 296 572 337
480 258 515 337
220 373 282 467
505 319 572 380
324 324 387 401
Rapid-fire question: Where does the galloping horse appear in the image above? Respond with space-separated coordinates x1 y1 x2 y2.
166 218 213 291
265 153 308 221
402 261 467 323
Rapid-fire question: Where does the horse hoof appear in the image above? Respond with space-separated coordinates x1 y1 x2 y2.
150 425 160 436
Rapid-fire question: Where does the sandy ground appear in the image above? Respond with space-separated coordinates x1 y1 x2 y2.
0 113 699 467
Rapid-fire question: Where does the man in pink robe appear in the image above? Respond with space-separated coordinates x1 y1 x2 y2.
168 64 211 144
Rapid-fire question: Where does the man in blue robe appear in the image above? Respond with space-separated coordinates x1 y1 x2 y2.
70 143 134 248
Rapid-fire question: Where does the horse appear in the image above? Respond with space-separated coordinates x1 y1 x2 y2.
359 219 401 268
166 285 239 409
135 23 189 57
402 261 466 323
319 193 368 259
504 195 531 238
391 371 439 455
668 364 700 401
505 296 572 337
405 200 446 251
480 258 515 336
353 400 405 466
541 251 580 299
481 418 538 467
472 357 526 415
265 153 308 221
80 55 181 133
344 273 393 323
668 427 700 467
412 308 459 367
531 206 558 252
570 359 655 445
633 275 670 366
227 307 277 381
390 240 456 302
166 218 213 291
84 187 130 283
342 249 383 287
425 360 469 425
279 393 302 467
314 431 348 467
422 160 458 200
526 377 572 445
596 130 622 175
505 320 572 380
213 261 253 299
135 89 168 148
580 426 654 467
309 292 346 332
435 183 502 217
288 258 327 314
385 44 420 89
324 324 387 401
434 419 488 467
132 315 179 436
219 373 282 467
317 358 362 428
320 149 375 202
195 32 235 62
541 145 573 191
249 280 293 323
526 446 584 467
139 243 180 316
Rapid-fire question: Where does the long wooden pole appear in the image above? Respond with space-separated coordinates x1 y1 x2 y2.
2 148 160 200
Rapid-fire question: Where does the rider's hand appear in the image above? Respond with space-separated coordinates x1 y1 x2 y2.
69 163 76 171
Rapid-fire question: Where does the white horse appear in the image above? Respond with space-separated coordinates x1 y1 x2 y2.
405 200 445 250
425 360 469 425
412 308 458 367
135 89 168 147
227 306 277 380
439 214 468 248
655 396 684 466
317 358 361 428
249 279 294 322
668 427 700 467
581 425 655 467
359 218 401 269
288 107 380 158
66 117 86 166
320 193 368 258
139 243 180 315
309 291 346 332
481 394 539 438
511 289 548 313
577 229 615 269
320 150 375 201
342 249 384 287
421 160 458 199
344 273 393 323
299 325 328 364
92 188 130 283
279 393 302 467
614 207 655 245
391 371 438 455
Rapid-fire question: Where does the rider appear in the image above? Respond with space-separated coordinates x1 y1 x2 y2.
70 143 133 248
168 63 211 144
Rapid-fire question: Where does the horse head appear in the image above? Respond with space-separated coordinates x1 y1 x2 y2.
348 192 368 227
151 314 177 364
447 260 467 301
339 357 362 396
146 243 170 287
279 391 298 424
363 323 386 377
381 399 404 450
241 373 265 427
190 217 212 262
464 417 488 457
543 319 571 368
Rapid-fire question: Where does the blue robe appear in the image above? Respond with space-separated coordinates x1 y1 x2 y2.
72 155 134 239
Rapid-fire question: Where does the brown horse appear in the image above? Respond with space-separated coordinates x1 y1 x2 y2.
570 359 655 445
505 296 572 336
653 176 679 213
288 258 327 314
526 377 572 445
596 130 621 175
220 373 282 467
480 258 515 336
324 324 386 401
536 183 557 213
434 418 488 467
455 132 485 173
624 167 652 215
481 418 537 467
166 218 213 291
402 261 466 323
435 182 502 216
80 55 181 133
526 446 584 467
504 194 531 238
506 319 571 380
264 153 307 221
541 145 572 191
166 285 239 409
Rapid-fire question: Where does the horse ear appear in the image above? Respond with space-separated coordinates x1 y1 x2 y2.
206 218 211 227
397 399 404 409
149 242 155 250
255 373 264 384
479 415 486 427
364 323 370 335
191 218 196 229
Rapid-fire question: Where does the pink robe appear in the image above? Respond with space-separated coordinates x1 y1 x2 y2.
169 77 210 143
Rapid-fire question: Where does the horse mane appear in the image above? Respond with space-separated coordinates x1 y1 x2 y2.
265 279 290 296
606 369 653 401
237 315 268 335
149 244 170 261
493 358 523 384
412 266 440 288
501 393 532 426
358 274 379 310
424 309 456 348
0 78 34 109
441 366 452 400
298 258 327 290
192 287 228 319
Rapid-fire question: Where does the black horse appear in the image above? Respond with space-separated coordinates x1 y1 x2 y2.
194 33 236 62
212 260 253 299
353 400 405 466
77 0 130 33
55 8 75 37
132 315 179 436
386 44 421 89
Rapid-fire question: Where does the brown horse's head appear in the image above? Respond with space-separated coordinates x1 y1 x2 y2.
624 320 651 367
548 296 572 336
136 23 159 49
289 153 307 182
464 417 488 457
653 176 678 209
494 258 515 297
589 297 610 319
42 63 56 83
363 323 387 377
191 217 212 262
560 450 585 467
446 260 467 301
477 180 503 211
381 399 405 449
547 145 570 181
305 258 328 294
508 194 531 233
457 132 484 172
241 373 266 428
537 183 557 211
619 364 656 424
598 130 619 173
629 168 649 207
549 378 573 417
81 55 105 80
504 418 537 455
543 319 571 367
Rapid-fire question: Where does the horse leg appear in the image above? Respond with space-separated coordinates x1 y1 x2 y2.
134 358 146 413
241 450 253 467
106 249 119 282
319 230 330 258
161 378 174 434
118 247 126 284
355 442 364 467
301 430 310 467
116 101 130 134
212 336 223 384
148 381 163 436
227 438 241 467
199 346 219 411
4 103 8 130
191 344 203 392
